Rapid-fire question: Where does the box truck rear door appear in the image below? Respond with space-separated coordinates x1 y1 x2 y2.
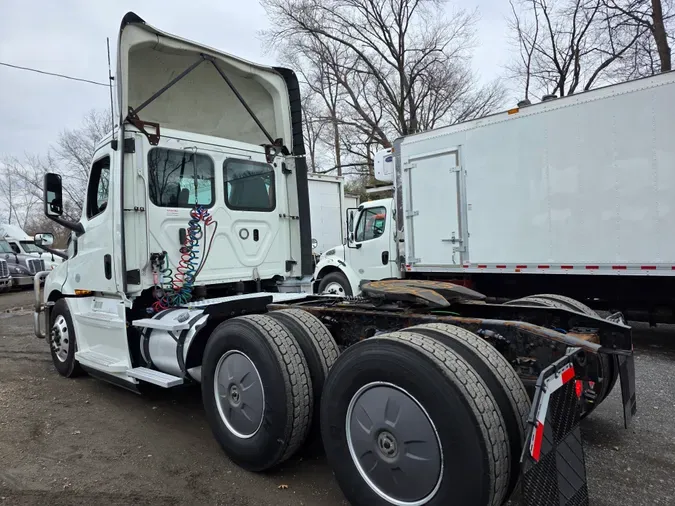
404 148 467 268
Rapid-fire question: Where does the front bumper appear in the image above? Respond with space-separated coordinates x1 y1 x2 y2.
12 275 33 287
0 277 11 289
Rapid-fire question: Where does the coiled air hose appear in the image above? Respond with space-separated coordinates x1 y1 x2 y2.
152 205 215 312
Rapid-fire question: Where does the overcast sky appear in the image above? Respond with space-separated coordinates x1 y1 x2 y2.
0 0 512 159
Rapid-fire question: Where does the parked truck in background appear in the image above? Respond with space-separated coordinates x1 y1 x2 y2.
0 238 45 289
0 224 62 269
307 173 359 262
0 255 10 293
313 71 675 324
30 12 636 506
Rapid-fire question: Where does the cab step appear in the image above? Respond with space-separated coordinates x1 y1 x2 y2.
127 367 184 388
75 350 128 372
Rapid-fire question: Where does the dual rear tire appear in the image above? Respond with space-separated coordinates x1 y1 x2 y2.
202 312 528 506
201 310 340 471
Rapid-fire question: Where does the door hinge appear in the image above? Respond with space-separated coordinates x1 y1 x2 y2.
403 162 417 171
285 260 297 272
406 210 419 218
408 258 421 264
124 207 146 212
281 162 292 175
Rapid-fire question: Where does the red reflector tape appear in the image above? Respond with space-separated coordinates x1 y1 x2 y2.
496 265 506 269
586 266 599 270
561 366 575 384
516 265 527 269
537 265 550 269
575 380 583 398
612 266 627 270
641 266 656 270
532 421 544 462
561 265 574 269
477 265 487 269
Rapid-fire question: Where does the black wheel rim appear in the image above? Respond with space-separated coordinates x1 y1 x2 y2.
346 382 443 505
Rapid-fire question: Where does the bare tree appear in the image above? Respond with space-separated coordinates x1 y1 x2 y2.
0 166 39 228
508 0 648 99
262 0 505 152
3 109 110 223
603 0 673 76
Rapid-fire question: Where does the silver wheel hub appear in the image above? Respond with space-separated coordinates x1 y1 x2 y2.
50 315 70 363
214 351 265 439
323 281 345 295
377 431 399 459
346 382 443 506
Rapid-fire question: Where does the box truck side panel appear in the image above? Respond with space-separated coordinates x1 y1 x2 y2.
402 72 675 270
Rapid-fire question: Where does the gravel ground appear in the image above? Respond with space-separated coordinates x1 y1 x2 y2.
1 289 674 505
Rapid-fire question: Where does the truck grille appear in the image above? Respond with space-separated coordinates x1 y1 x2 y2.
27 259 45 274
0 259 8 278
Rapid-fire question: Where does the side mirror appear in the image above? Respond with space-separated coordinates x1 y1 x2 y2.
44 173 63 217
42 173 84 234
34 233 54 247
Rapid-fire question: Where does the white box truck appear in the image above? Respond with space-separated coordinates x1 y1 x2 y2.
30 12 636 506
307 174 351 259
313 71 675 323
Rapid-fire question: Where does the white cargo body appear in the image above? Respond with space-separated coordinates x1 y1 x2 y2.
397 71 675 276
307 174 349 256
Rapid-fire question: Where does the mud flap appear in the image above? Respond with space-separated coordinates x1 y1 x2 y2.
618 353 637 429
521 351 589 506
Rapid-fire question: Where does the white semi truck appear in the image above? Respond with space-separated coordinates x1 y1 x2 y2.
32 12 636 506
0 224 62 269
314 71 675 324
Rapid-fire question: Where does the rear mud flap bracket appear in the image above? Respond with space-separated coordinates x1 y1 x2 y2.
521 351 589 506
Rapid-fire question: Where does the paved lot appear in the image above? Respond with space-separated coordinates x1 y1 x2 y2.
1 290 674 505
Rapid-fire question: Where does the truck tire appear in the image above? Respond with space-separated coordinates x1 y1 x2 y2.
321 331 508 506
403 323 530 503
49 299 85 378
201 314 312 471
267 309 340 446
317 271 352 296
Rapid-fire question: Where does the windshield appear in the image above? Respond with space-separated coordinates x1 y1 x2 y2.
0 240 12 254
20 241 41 253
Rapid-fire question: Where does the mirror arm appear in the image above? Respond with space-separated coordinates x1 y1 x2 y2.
35 244 68 260
48 215 84 235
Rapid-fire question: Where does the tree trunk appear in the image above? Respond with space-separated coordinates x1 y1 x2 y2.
333 117 342 176
651 0 672 72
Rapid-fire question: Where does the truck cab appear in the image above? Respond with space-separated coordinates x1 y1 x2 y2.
0 238 45 288
33 12 312 383
313 197 399 295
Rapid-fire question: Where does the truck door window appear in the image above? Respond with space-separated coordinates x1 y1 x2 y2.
148 148 215 208
86 156 111 219
224 159 275 212
354 207 386 242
